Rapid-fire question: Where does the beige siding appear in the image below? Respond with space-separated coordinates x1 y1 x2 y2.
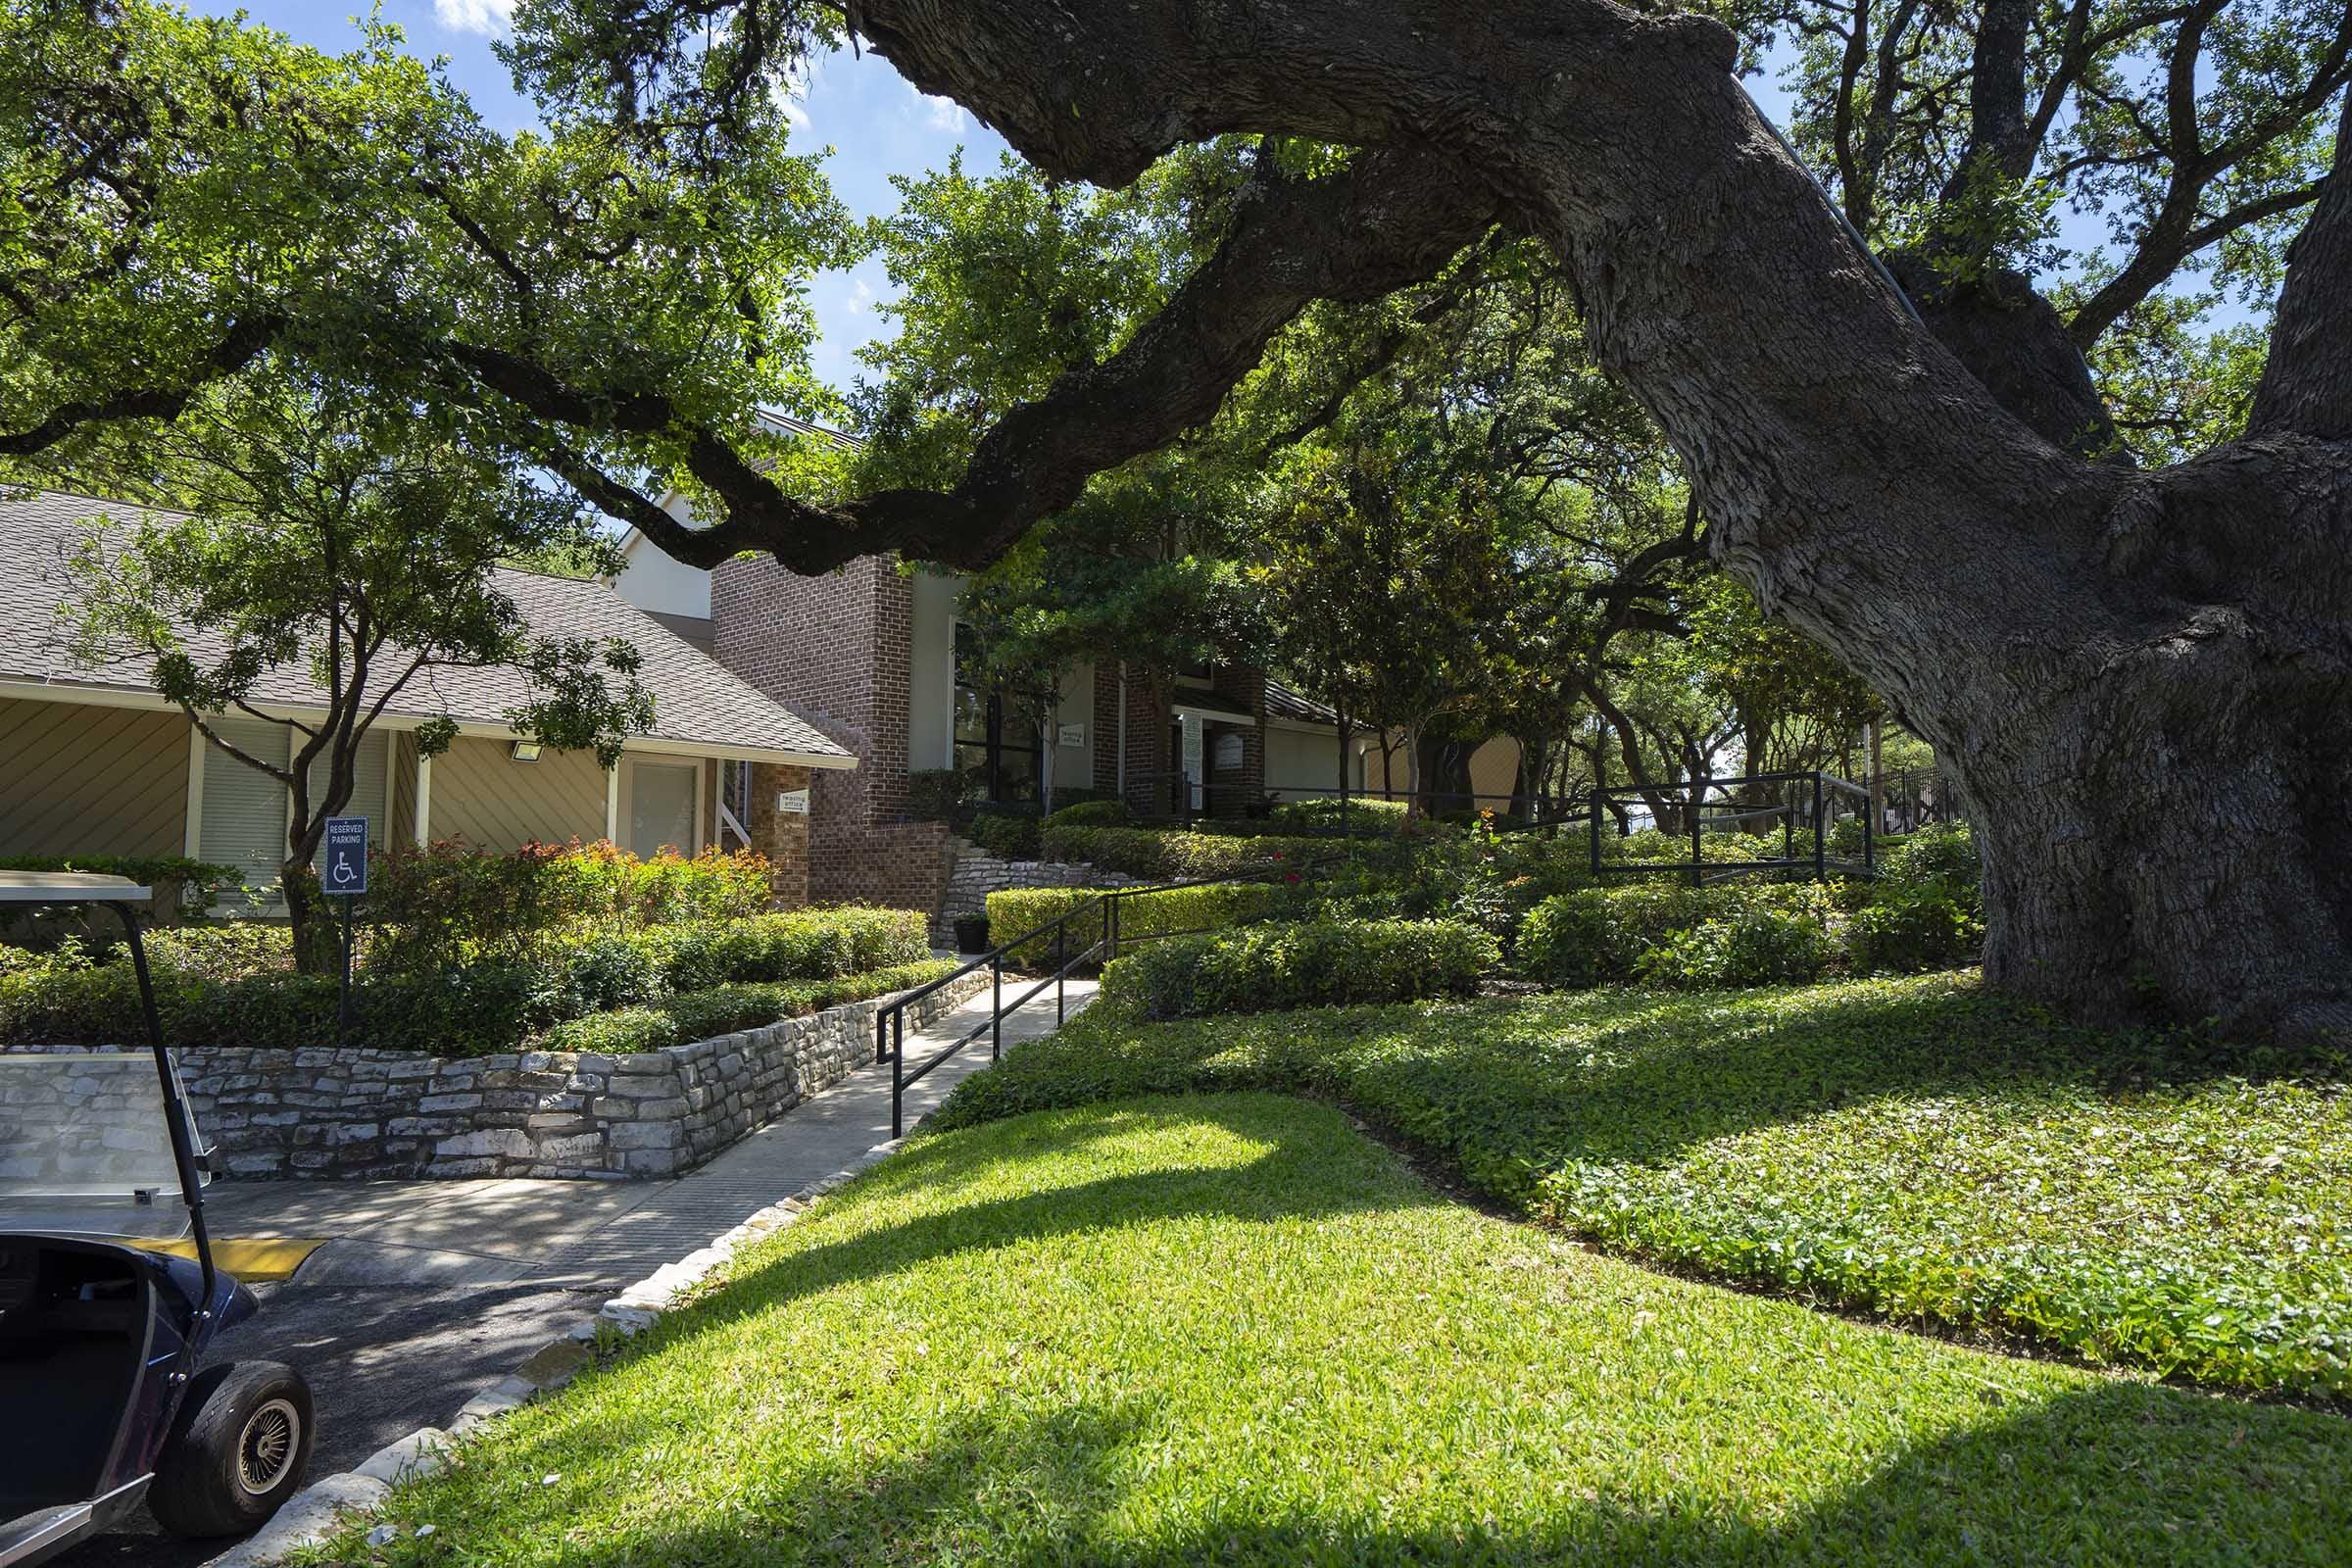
424 737 608 851
0 697 187 858
387 732 418 846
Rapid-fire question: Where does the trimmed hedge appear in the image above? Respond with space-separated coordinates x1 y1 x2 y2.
1043 799 1131 828
985 882 1280 966
1262 797 1411 833
1101 918 1499 1019
968 810 1041 860
1038 824 1331 880
535 960 958 1054
628 906 930 992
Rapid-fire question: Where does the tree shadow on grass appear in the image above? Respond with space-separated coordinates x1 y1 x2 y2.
373 1365 2352 1566
328 1096 2352 1566
671 1095 1441 1330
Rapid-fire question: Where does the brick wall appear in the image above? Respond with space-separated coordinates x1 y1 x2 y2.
744 761 811 907
713 555 954 913
1210 665 1268 802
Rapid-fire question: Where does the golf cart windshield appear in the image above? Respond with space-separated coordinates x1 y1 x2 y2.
0 1054 204 1241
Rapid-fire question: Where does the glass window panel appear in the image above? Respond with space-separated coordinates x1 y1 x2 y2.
627 760 699 858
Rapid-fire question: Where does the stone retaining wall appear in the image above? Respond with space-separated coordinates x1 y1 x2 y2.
935 836 1136 943
2 970 990 1182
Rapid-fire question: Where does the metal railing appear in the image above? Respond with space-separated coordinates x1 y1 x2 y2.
1117 772 1585 834
1591 770 1877 886
874 858 1334 1139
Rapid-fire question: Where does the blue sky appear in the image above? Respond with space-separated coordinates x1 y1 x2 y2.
190 1 1014 393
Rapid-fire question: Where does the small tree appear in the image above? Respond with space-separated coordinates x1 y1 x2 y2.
50 372 652 970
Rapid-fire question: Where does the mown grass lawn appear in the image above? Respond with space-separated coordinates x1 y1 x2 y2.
936 973 2352 1398
318 1095 2351 1566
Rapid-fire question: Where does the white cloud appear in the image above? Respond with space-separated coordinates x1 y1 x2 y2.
433 0 514 34
774 59 813 134
845 277 874 316
904 82 966 133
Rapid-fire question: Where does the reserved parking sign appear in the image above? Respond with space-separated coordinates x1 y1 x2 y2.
323 816 368 895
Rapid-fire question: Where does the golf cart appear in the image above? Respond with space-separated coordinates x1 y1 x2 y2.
1 873 314 1565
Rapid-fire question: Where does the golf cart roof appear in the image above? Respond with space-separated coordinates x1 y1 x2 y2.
0 872 152 905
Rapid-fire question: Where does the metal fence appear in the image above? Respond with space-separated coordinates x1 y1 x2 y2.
873 858 1337 1139
1591 770 1877 886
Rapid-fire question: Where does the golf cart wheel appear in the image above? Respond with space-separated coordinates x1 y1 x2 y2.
149 1360 315 1538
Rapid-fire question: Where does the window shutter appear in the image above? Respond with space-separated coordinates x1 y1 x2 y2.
197 717 292 890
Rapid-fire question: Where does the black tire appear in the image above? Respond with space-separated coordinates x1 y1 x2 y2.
148 1360 316 1539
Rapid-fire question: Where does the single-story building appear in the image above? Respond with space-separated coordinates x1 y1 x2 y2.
0 491 854 903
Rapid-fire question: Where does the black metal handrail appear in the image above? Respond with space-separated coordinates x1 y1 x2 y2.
875 857 1335 1139
1590 769 1877 886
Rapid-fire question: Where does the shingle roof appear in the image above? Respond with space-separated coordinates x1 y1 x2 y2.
1264 678 1339 725
0 490 852 766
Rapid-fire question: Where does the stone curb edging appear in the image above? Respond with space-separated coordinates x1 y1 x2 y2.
209 1134 915 1566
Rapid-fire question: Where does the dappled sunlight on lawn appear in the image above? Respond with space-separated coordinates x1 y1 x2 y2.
936 977 2352 1396
325 1095 2352 1566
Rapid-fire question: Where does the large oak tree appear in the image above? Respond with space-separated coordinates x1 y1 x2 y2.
5 0 2348 1040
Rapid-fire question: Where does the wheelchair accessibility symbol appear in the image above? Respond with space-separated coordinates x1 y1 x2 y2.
322 816 368 897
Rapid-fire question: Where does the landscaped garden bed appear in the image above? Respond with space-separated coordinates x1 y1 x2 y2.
0 841 966 1178
935 972 2352 1399
316 1095 2352 1564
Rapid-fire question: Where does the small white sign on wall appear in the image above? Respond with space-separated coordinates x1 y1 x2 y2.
776 788 810 814
1057 722 1085 749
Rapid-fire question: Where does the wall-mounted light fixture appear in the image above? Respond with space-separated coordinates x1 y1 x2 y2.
511 741 542 762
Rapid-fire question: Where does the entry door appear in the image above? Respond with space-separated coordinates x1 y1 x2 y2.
625 760 700 858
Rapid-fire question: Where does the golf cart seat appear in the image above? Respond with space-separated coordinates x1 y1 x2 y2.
0 1238 153 1521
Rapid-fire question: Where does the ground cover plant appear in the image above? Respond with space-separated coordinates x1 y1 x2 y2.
321 1095 2352 1565
938 974 2352 1398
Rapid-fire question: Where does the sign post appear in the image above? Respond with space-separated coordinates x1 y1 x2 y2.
322 816 368 1043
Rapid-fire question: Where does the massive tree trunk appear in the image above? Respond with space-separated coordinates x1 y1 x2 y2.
817 0 2352 1042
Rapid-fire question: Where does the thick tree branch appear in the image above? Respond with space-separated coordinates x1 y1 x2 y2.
2249 94 2352 441
0 314 284 457
544 146 1497 572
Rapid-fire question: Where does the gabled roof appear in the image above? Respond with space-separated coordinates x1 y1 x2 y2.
0 490 853 768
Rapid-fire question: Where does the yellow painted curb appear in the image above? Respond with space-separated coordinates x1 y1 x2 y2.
132 1237 328 1283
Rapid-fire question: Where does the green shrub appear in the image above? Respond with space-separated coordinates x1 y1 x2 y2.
550 934 664 1017
629 906 929 992
143 923 296 982
1516 881 1844 989
1637 908 1836 988
968 810 1041 860
1881 820 1979 886
1043 798 1131 828
537 960 956 1054
366 840 779 972
986 882 1282 966
1101 918 1500 1020
1846 880 1984 973
1038 824 1333 880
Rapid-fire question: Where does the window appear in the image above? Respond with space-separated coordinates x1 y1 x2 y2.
953 624 1045 805
625 759 700 858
